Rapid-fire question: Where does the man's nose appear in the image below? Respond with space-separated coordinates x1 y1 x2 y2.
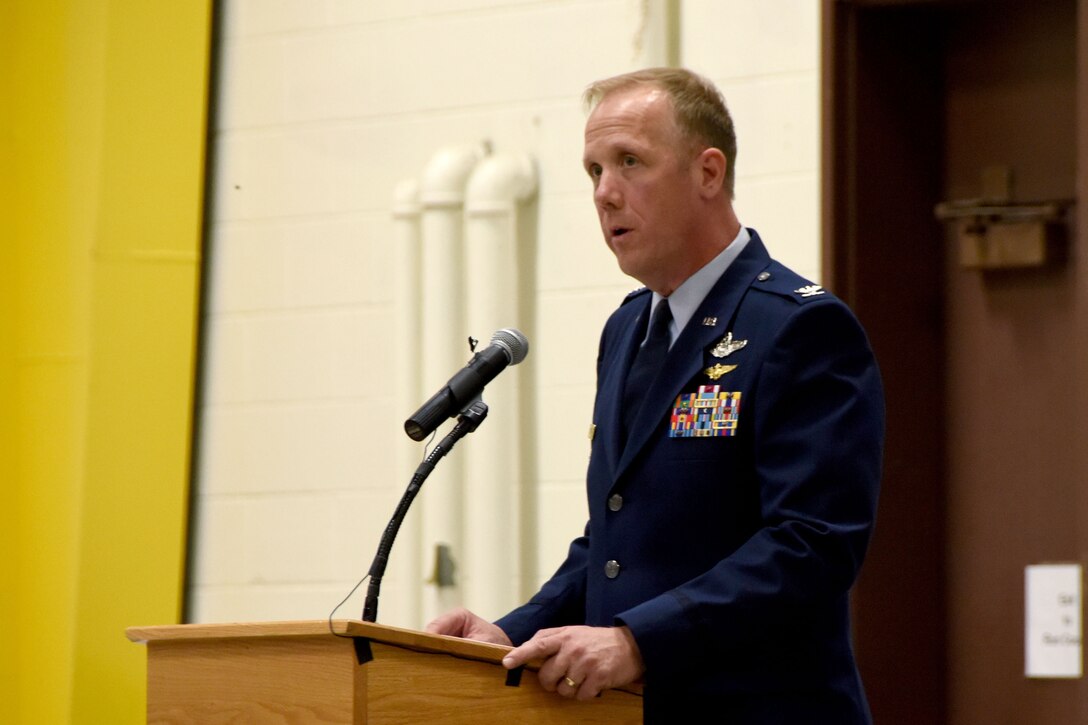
594 170 622 208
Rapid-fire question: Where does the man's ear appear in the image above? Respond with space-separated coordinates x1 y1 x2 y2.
695 147 727 199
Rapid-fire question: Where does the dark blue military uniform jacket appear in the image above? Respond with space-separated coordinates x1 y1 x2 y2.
496 231 884 724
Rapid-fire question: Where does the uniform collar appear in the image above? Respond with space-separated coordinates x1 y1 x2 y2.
649 226 751 347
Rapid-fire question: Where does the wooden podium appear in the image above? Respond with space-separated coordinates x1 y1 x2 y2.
127 620 643 723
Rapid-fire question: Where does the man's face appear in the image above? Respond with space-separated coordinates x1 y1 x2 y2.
583 86 702 294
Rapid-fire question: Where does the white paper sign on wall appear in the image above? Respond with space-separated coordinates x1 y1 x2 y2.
1025 563 1082 678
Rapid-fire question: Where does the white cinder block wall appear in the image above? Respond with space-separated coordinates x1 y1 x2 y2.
189 0 821 628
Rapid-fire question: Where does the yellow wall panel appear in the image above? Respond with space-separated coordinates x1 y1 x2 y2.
1 4 19 724
3 0 212 722
6 2 99 721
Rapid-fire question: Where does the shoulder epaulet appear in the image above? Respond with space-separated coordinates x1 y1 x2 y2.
750 262 834 305
621 286 651 306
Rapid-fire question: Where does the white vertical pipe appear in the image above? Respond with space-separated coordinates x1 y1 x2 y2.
634 0 679 67
417 143 487 623
389 178 422 628
462 153 537 619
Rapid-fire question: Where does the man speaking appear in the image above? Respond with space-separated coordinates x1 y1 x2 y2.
427 67 884 724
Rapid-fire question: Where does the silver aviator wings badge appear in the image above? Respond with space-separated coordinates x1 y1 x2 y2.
710 332 747 358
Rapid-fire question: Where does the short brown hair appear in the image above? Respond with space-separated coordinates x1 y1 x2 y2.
584 67 737 198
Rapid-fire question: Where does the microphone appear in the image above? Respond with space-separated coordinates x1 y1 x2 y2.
404 328 529 441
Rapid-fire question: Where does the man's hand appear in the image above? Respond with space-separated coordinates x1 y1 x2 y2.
425 608 513 646
501 625 645 701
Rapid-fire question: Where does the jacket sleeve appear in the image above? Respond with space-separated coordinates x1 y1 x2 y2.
493 314 623 644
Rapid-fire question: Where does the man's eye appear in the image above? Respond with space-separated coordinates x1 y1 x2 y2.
623 155 638 167
588 164 602 178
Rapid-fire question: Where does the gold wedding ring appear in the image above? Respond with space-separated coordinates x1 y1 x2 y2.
562 676 579 689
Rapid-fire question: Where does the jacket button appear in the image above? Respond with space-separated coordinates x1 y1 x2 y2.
607 494 623 512
604 560 621 579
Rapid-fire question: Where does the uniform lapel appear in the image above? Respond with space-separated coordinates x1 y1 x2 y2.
612 234 772 483
597 295 651 480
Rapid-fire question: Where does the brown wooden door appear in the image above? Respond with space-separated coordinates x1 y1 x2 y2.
823 1 1088 723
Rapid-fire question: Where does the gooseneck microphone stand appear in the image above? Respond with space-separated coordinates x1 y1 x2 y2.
361 400 489 623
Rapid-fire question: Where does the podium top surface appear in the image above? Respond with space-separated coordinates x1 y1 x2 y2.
126 619 511 665
127 619 645 697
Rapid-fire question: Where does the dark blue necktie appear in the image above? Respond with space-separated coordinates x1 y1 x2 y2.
622 298 672 442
